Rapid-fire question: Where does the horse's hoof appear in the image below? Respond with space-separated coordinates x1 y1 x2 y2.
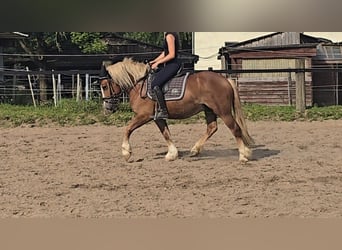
189 150 199 157
165 144 178 161
165 154 178 161
122 152 131 162
244 148 252 159
239 146 252 163
239 155 249 163
165 151 178 161
190 146 201 157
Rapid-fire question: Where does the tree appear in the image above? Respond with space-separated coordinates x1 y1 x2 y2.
121 32 193 51
70 32 108 54
19 32 109 60
120 32 164 46
19 32 192 60
18 32 68 66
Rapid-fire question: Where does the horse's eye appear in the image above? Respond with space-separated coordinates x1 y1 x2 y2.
102 85 107 90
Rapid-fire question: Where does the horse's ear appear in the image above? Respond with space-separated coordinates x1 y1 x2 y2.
112 55 124 64
99 63 108 79
99 62 109 78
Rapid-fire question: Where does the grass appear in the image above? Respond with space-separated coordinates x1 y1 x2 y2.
243 103 342 121
0 99 342 128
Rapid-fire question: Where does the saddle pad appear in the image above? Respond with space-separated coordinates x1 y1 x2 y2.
147 72 190 101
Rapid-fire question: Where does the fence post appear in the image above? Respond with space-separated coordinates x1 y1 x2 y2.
335 64 339 105
52 70 57 107
287 71 292 106
26 67 37 107
85 73 89 101
76 74 81 101
12 67 17 102
39 69 47 102
57 74 62 103
295 59 305 114
72 74 75 98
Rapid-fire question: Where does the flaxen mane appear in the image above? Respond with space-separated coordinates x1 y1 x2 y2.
106 58 149 89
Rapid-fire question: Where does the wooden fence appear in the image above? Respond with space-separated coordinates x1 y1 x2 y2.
1 66 342 115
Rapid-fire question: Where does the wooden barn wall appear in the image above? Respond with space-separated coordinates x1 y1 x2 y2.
235 80 312 106
230 58 313 106
239 58 312 81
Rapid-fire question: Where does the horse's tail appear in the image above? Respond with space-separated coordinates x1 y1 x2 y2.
227 78 255 146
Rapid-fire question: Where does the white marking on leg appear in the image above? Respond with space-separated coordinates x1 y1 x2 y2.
239 144 251 162
190 141 203 156
165 142 178 161
122 140 131 162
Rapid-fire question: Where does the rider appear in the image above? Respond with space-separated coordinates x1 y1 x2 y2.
149 32 182 119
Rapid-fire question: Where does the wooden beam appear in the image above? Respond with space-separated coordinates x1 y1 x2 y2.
229 47 317 59
295 59 306 114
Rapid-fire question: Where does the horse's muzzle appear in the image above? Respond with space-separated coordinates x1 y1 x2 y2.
103 98 119 114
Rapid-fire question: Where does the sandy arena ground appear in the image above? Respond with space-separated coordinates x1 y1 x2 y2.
0 120 341 218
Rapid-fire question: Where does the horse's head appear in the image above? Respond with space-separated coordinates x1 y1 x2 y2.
99 64 122 114
99 58 149 113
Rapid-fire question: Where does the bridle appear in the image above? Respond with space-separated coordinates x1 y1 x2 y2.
99 62 152 102
99 76 122 100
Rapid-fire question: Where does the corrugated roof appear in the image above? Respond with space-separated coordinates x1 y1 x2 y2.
315 44 342 62
227 32 332 49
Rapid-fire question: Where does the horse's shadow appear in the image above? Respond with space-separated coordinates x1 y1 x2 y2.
250 144 280 160
156 144 280 161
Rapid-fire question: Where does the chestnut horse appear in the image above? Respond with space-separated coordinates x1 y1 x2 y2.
99 58 254 162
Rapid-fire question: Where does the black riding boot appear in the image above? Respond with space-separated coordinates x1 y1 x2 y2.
153 86 168 119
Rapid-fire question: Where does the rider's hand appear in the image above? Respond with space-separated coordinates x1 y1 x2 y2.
151 62 159 70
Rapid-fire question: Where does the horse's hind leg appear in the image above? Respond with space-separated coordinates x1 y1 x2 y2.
221 114 251 162
154 119 178 161
190 107 218 156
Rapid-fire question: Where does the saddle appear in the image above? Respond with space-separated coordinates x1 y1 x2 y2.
147 71 191 101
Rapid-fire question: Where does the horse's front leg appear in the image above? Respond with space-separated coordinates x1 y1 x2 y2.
122 114 152 162
154 119 178 161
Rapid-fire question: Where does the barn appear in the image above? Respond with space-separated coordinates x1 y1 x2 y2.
218 32 342 106
0 32 29 103
0 32 28 81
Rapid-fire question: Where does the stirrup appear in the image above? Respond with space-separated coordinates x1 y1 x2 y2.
154 110 168 120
